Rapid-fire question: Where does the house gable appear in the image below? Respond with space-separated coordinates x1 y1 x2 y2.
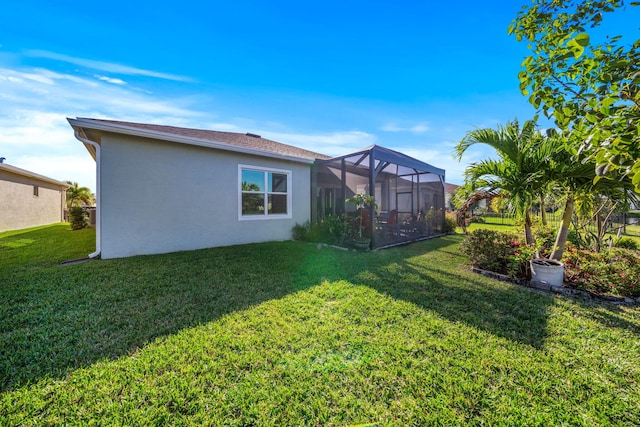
0 163 68 232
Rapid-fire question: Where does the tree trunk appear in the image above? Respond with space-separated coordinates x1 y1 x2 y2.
524 209 535 246
595 211 603 253
550 195 574 260
540 194 547 226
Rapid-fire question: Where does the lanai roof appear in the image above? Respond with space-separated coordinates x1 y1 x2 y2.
321 144 445 177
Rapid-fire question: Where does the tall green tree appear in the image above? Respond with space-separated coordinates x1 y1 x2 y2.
509 0 640 192
65 181 94 209
540 131 637 259
455 119 547 246
542 137 595 259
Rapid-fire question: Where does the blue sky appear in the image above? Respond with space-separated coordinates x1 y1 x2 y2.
1 1 638 192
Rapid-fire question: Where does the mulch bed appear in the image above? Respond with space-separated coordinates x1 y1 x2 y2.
471 266 639 305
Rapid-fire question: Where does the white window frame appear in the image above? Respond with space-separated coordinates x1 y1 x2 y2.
238 164 292 220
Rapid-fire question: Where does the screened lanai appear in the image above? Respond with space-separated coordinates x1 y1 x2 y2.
312 145 446 249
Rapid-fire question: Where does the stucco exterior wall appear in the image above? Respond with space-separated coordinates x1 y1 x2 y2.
0 171 66 232
99 133 312 258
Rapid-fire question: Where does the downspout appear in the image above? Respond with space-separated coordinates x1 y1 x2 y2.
73 130 101 259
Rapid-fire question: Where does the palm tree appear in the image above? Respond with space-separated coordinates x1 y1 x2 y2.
65 181 94 209
455 119 548 246
457 122 637 260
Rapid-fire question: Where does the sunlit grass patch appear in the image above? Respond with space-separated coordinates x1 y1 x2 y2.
1 225 639 425
0 223 95 269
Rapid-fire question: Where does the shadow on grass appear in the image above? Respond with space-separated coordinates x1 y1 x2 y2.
1 232 553 392
0 240 345 391
572 300 640 336
349 237 554 349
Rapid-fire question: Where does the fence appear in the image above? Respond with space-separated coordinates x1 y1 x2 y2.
476 210 639 236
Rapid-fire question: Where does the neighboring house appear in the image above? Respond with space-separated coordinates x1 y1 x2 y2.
445 183 460 209
445 182 490 211
0 162 68 232
68 118 445 259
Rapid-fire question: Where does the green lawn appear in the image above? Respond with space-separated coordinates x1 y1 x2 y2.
1 224 639 425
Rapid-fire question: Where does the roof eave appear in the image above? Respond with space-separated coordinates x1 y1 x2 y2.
0 163 70 188
67 118 316 165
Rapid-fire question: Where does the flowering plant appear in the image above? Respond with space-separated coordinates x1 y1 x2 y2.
462 228 639 297
564 246 639 297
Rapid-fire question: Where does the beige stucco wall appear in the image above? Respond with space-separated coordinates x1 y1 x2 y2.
0 171 66 232
99 133 312 259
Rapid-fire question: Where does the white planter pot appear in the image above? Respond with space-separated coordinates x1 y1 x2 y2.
530 259 564 286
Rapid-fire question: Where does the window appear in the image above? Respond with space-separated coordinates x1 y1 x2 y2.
33 186 39 197
239 165 291 219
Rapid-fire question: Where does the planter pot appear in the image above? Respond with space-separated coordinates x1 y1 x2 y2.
351 238 371 251
530 258 564 286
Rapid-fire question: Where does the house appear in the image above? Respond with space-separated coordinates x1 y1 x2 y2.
68 118 445 259
0 161 68 232
445 182 490 211
445 183 460 209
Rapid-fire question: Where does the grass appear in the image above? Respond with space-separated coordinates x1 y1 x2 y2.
0 223 95 268
1 224 640 425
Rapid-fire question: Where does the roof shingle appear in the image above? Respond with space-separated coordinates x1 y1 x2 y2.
83 118 330 161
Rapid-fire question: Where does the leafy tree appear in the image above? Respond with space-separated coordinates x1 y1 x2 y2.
65 181 94 209
509 0 640 192
540 131 636 259
450 184 473 211
490 191 510 214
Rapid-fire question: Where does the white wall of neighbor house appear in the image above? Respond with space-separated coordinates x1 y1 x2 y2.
0 171 66 232
99 133 312 259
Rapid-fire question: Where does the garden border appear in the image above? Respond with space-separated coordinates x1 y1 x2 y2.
471 266 640 305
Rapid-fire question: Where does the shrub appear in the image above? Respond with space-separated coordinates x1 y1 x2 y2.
461 229 519 276
462 228 640 298
533 225 557 257
507 244 536 279
292 215 351 245
444 212 457 233
615 237 639 250
564 246 640 297
323 214 351 245
68 207 89 230
292 222 311 241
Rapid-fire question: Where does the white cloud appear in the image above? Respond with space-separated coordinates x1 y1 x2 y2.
0 66 206 119
0 62 205 191
381 122 431 134
204 122 244 132
0 110 71 146
25 50 191 82
95 75 127 85
262 130 377 156
14 153 96 189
